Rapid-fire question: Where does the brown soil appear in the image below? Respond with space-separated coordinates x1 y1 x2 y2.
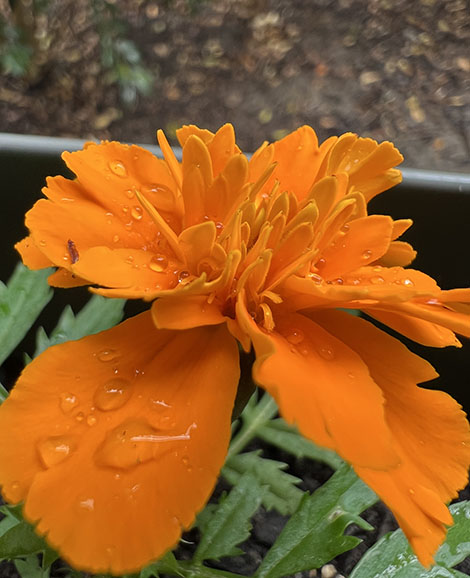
0 0 469 171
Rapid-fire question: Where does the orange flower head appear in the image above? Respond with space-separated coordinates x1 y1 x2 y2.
2 124 470 574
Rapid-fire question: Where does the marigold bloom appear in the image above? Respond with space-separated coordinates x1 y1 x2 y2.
1 124 470 574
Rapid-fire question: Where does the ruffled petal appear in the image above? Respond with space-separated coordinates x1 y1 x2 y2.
0 312 239 574
235 294 399 468
312 309 470 566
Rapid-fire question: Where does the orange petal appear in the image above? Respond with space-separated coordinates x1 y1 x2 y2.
235 296 399 468
0 312 239 574
15 236 54 269
378 240 417 268
320 214 394 280
48 268 89 288
152 296 226 330
312 309 470 566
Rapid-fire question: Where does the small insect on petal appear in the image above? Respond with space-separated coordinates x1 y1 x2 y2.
67 239 80 264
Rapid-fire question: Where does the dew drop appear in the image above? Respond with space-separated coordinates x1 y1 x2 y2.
340 223 350 233
95 419 196 469
347 372 355 379
332 277 344 285
316 257 326 268
409 488 415 495
125 188 135 199
178 270 190 283
94 377 133 412
87 414 98 426
113 234 120 243
308 272 323 284
125 255 134 264
402 278 414 287
149 254 168 272
109 161 127 177
96 349 120 363
131 206 143 220
142 184 175 212
39 239 46 247
75 412 85 422
370 275 385 284
38 436 76 468
286 329 304 345
362 250 372 260
122 205 129 214
79 497 95 511
59 392 78 413
215 221 224 232
318 346 335 360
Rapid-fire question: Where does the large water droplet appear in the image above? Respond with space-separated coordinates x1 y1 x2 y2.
149 254 168 272
95 419 195 470
318 346 335 361
286 329 305 345
178 270 190 283
59 392 78 413
109 161 127 177
94 377 133 411
38 436 76 468
96 349 120 363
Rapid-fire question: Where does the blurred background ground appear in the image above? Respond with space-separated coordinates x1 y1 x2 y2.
0 0 469 171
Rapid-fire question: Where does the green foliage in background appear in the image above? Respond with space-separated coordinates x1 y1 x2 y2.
1 264 470 577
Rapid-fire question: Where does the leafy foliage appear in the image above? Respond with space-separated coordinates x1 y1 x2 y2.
34 294 126 357
0 263 53 366
350 501 470 578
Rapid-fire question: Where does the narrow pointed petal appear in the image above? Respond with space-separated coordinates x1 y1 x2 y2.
0 313 239 575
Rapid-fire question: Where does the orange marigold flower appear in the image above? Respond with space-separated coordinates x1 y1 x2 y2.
2 124 470 574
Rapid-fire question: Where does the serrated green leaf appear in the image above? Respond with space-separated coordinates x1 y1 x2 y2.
350 501 470 578
140 552 181 577
194 472 266 563
34 294 126 357
255 464 377 578
0 517 57 563
223 451 302 515
14 555 50 578
257 419 343 470
0 263 53 365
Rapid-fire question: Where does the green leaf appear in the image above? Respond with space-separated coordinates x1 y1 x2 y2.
140 552 181 577
193 472 266 563
255 464 377 578
14 555 50 578
0 381 8 404
0 263 53 365
223 451 303 515
257 419 343 470
0 517 57 564
350 500 470 578
34 294 126 357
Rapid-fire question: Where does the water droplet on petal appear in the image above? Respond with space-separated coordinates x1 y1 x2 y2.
95 419 195 470
125 188 135 199
76 412 85 422
109 161 127 177
402 278 414 287
87 414 98 426
39 239 46 247
308 273 323 284
370 276 385 284
318 346 335 360
131 206 143 220
38 436 76 468
97 349 120 363
59 392 78 413
125 255 134 264
286 329 304 345
362 250 372 260
347 372 355 379
94 377 133 411
149 254 168 272
316 257 326 268
178 270 190 283
79 497 95 511
340 223 350 233
113 234 120 243
332 277 344 285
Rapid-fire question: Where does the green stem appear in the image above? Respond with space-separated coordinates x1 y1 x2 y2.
227 394 278 459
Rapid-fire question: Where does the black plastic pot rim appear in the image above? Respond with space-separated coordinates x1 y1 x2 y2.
1 132 470 194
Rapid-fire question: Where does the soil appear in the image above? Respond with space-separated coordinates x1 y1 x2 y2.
1 0 470 576
0 0 469 172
